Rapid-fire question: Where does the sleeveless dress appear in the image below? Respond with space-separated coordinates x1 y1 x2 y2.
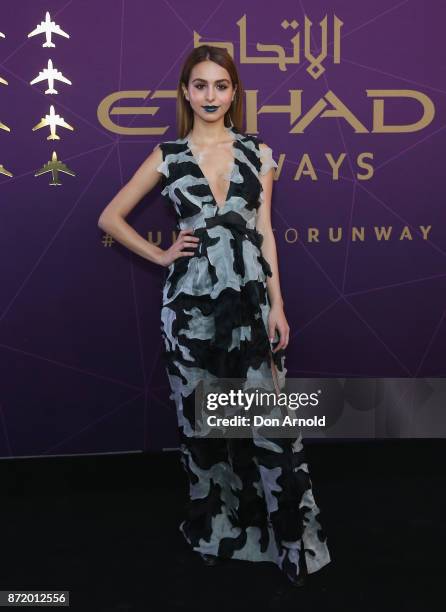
154 126 331 582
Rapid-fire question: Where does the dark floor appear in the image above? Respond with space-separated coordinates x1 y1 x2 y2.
0 440 445 611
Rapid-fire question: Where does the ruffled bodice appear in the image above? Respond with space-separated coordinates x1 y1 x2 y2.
154 126 278 308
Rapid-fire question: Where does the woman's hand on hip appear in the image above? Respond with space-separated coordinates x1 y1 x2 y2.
158 228 199 267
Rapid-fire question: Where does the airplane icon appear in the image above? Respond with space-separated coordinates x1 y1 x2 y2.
30 58 72 94
0 164 13 178
32 105 74 140
35 151 76 186
27 11 69 47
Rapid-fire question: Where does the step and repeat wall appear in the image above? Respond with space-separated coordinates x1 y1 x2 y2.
0 0 444 455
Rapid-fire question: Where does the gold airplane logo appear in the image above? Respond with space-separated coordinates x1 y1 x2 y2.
32 105 74 140
30 59 72 94
27 11 70 47
0 163 13 178
35 151 76 186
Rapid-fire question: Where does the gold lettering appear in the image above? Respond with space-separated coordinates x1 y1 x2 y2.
250 90 302 134
374 227 392 241
236 14 343 78
285 228 298 243
368 89 435 133
141 225 434 246
329 227 342 242
325 153 345 180
357 153 374 180
294 154 318 180
147 231 162 246
400 226 413 240
308 228 319 242
419 225 432 239
97 89 436 136
304 15 328 80
292 90 368 133
97 90 173 135
352 227 365 241
333 16 343 63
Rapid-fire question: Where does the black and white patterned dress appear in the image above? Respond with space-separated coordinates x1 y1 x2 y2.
154 126 331 582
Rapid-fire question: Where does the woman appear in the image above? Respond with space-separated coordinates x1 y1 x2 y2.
98 45 331 589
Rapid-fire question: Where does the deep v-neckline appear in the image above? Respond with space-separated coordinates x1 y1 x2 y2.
185 126 237 211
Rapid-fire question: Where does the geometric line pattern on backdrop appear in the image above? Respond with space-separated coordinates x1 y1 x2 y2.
0 0 444 457
284 0 446 377
0 0 245 456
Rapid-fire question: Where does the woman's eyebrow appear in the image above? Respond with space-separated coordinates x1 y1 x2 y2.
191 78 230 83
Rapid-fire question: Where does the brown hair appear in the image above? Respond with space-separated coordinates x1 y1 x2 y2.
176 45 244 138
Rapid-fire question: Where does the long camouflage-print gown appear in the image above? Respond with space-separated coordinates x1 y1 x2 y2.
154 125 331 582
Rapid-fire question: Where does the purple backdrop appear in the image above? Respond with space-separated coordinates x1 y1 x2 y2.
0 0 444 456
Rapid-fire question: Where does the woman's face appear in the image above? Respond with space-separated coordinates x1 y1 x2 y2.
184 60 236 125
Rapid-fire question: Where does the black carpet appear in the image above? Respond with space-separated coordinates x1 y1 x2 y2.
0 440 444 611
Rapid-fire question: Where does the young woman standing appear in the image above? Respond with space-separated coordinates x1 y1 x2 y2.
98 45 331 591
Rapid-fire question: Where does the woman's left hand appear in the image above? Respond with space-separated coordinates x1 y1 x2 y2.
267 305 290 352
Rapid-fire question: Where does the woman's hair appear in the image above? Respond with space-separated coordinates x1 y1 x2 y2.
176 45 244 138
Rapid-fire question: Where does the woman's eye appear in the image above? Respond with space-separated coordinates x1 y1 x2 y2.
194 84 228 90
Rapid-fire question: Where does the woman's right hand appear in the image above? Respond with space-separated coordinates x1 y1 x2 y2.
157 228 200 267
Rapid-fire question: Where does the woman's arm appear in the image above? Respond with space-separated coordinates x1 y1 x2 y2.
256 142 290 351
97 145 165 264
98 145 200 268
